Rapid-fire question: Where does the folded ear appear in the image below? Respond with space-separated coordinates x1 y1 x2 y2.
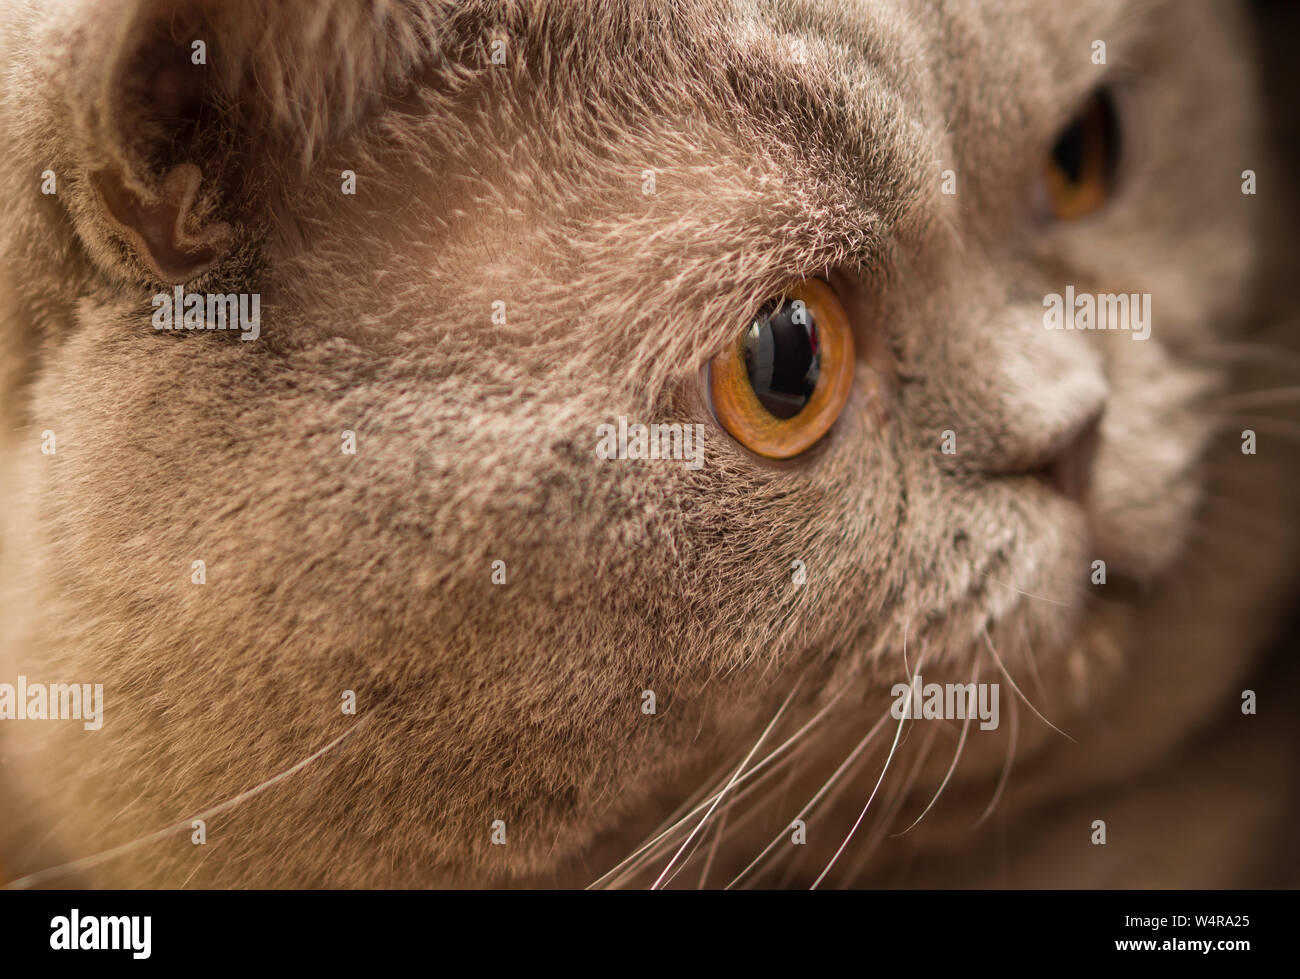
43 0 437 285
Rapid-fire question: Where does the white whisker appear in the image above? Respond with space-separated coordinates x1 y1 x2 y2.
982 626 1076 743
894 659 979 836
1200 386 1300 411
810 676 916 889
5 719 369 890
589 685 845 889
725 708 893 889
973 673 1019 828
976 569 1073 608
845 717 943 880
650 681 802 890
695 803 731 889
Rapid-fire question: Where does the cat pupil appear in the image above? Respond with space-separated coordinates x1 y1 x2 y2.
742 300 821 419
1051 88 1120 186
1051 118 1087 184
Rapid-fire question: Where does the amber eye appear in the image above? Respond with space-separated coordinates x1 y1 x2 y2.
707 278 855 459
1045 88 1121 220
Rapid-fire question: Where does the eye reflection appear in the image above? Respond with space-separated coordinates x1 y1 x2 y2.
742 299 821 420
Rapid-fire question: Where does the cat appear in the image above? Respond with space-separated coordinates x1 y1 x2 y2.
1 0 1297 889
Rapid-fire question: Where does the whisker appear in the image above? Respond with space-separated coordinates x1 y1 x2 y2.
725 708 895 889
810 675 917 889
611 755 735 875
893 659 979 836
650 680 803 890
690 732 830 889
1184 339 1300 369
975 569 1073 608
177 845 216 890
772 706 909 889
658 803 726 890
589 685 845 889
1206 413 1300 441
695 803 731 889
982 626 1076 743
901 618 912 680
1016 617 1052 709
605 725 823 889
735 641 931 889
843 716 943 881
1199 386 1300 412
4 719 369 890
973 679 1019 829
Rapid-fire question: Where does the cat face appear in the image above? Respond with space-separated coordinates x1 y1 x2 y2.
1 0 1292 887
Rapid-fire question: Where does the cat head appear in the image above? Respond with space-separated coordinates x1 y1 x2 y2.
1 0 1292 887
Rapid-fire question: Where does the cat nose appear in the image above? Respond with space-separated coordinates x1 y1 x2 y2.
932 301 1109 501
979 397 1105 504
984 316 1107 502
1022 407 1103 502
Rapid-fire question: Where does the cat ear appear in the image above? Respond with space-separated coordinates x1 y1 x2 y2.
53 0 435 284
90 163 234 285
